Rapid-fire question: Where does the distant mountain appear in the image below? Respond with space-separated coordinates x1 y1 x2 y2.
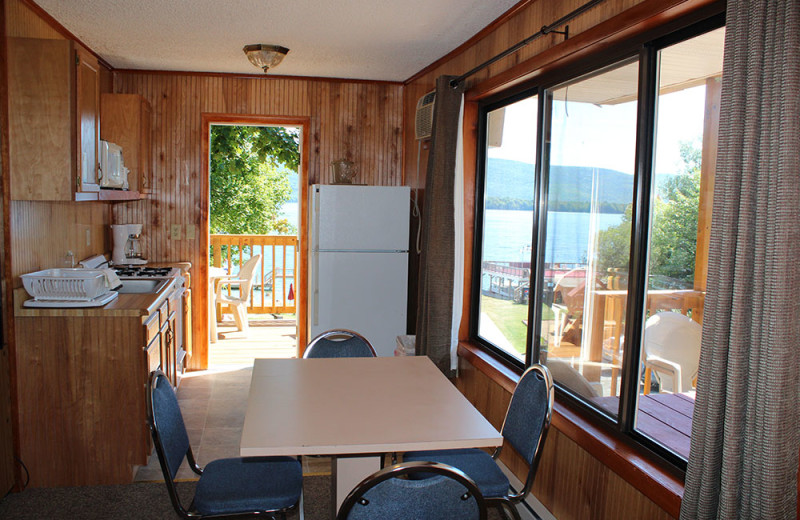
285 159 674 210
485 158 634 213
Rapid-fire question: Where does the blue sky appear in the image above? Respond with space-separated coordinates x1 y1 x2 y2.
488 84 706 177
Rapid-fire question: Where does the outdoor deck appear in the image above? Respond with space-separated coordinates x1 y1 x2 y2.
209 316 299 367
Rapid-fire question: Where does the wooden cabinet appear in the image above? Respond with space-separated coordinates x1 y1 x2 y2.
144 311 162 373
7 38 101 201
143 286 184 388
12 275 186 487
76 46 101 196
100 94 153 197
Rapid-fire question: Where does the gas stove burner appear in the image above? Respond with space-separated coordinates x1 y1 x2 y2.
114 266 177 278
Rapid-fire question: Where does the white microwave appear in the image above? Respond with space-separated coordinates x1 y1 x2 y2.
99 140 129 189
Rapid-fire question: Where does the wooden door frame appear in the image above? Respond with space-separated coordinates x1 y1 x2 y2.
200 113 309 366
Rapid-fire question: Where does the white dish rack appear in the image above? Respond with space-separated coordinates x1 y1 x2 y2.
21 268 111 301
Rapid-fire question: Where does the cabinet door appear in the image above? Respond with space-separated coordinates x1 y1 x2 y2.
160 309 180 387
183 288 193 361
139 100 153 193
145 334 161 374
144 312 161 372
75 46 101 197
7 38 74 201
99 94 153 196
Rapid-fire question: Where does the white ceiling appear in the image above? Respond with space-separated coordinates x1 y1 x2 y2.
35 0 521 82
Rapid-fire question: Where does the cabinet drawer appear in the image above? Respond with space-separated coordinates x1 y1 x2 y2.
144 312 160 345
158 301 169 323
145 334 161 374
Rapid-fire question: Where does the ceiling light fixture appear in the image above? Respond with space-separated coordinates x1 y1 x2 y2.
243 44 290 73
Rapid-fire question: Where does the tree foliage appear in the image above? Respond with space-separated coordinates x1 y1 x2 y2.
597 140 702 286
209 126 300 235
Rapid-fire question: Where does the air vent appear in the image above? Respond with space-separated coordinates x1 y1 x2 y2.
414 91 436 140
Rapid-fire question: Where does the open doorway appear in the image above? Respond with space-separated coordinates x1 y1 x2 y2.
201 115 310 368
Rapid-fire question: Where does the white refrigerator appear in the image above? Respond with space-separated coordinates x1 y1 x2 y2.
309 184 410 357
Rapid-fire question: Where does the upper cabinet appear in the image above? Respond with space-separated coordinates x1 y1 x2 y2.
75 46 101 197
7 38 100 201
100 94 153 197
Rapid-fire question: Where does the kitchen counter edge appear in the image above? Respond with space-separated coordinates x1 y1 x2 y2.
13 276 179 318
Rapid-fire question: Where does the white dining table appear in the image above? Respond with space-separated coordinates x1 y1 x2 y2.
240 356 503 515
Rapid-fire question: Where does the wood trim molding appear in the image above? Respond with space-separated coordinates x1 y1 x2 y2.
458 341 685 517
404 0 534 85
113 68 403 86
19 0 113 70
468 0 724 101
0 0 22 492
200 113 310 364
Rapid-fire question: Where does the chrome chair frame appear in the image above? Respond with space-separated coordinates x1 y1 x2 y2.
404 364 554 520
147 370 301 519
491 364 554 517
303 329 377 358
337 461 488 520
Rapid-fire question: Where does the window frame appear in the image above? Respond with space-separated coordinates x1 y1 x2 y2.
469 86 543 369
469 13 726 471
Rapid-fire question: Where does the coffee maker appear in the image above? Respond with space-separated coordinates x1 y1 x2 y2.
111 224 147 265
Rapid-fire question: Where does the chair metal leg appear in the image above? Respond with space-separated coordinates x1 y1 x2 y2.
503 501 522 520
299 486 305 520
491 499 521 520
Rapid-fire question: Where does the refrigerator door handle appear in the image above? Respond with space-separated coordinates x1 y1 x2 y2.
313 187 321 254
312 188 322 326
312 250 319 326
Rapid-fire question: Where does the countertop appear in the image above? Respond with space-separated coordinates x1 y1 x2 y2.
14 263 188 318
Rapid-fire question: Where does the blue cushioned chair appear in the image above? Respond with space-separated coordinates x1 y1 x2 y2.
147 370 302 519
303 329 377 358
336 461 487 520
403 364 554 520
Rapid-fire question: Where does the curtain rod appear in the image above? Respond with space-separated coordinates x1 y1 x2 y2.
449 0 607 88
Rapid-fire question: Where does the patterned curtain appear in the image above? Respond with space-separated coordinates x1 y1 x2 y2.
680 1 800 519
415 76 464 377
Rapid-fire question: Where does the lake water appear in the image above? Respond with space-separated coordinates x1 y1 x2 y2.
482 209 623 265
279 203 622 265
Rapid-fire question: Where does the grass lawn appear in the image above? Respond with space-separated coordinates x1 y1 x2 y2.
480 295 555 355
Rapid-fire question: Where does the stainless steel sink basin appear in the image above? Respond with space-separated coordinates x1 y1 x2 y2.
115 278 170 294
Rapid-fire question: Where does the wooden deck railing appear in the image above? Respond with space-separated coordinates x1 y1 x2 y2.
210 234 298 315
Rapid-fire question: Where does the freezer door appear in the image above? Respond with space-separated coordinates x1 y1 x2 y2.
312 185 410 251
310 251 408 357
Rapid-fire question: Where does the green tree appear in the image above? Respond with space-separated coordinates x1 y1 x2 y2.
209 126 299 235
597 140 701 286
649 142 701 283
596 204 633 273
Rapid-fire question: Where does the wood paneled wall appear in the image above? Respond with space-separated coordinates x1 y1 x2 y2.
112 72 403 368
10 202 110 278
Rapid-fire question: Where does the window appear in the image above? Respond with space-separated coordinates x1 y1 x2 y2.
540 59 639 415
475 94 538 363
634 27 725 459
471 19 724 465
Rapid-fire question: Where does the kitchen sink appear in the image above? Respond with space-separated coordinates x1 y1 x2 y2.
115 278 170 294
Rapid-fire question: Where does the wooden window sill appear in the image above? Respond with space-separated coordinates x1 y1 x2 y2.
457 341 685 517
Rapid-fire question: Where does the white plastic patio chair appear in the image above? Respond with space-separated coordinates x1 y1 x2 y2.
642 311 702 393
215 255 261 334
